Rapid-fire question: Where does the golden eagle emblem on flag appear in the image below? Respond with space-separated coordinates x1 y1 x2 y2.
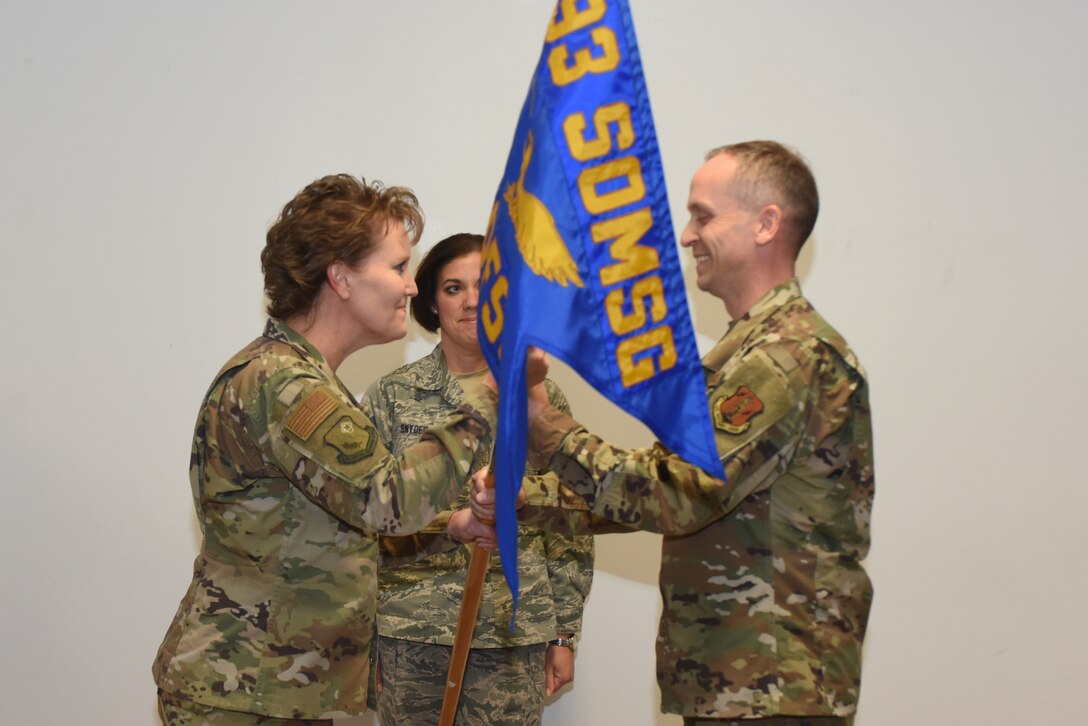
503 131 584 288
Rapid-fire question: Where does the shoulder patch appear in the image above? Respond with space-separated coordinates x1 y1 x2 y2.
713 385 764 434
284 388 340 440
324 415 377 464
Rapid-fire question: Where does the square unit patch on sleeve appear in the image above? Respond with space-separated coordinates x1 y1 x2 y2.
284 388 340 440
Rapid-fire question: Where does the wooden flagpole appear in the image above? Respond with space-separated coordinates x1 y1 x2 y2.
438 466 496 726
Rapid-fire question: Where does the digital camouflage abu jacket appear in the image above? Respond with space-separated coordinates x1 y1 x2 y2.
359 345 593 647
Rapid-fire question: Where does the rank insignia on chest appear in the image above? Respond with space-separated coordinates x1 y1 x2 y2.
713 385 764 434
324 415 377 464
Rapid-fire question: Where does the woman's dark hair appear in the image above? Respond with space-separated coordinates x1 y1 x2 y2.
410 233 484 334
261 174 424 320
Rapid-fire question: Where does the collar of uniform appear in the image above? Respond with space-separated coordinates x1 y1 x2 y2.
263 318 335 379
411 344 466 404
407 344 447 391
701 277 803 373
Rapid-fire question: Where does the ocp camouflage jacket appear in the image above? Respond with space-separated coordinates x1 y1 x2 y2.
153 320 500 719
519 279 874 719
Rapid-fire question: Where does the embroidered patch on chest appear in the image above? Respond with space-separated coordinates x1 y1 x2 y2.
713 385 764 434
284 388 339 440
324 416 377 464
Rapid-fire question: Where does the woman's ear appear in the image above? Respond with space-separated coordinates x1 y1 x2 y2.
326 261 351 300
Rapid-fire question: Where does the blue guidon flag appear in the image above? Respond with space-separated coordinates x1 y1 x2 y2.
478 0 725 609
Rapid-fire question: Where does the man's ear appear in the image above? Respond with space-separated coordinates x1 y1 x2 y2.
754 204 784 247
327 261 351 300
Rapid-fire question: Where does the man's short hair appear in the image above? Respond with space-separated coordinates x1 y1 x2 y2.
707 141 819 254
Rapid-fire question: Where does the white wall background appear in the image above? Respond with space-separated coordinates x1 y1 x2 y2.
2 1 1085 724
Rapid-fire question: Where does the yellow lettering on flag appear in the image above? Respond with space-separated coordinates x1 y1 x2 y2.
562 102 634 162
578 156 645 214
481 202 508 345
605 276 666 335
546 0 607 42
591 208 658 286
549 27 621 86
616 325 677 386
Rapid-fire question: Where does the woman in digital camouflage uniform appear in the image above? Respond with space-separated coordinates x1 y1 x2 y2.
153 178 548 725
359 233 594 726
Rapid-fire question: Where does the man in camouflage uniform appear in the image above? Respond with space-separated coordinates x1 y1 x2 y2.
480 141 874 725
360 344 593 726
153 319 505 722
